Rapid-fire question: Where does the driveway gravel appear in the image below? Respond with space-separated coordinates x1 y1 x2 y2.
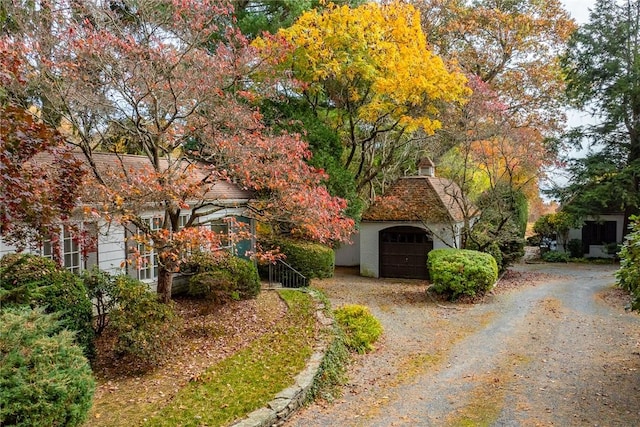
285 262 640 426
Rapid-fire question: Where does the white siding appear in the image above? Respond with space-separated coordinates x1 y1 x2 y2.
0 240 40 259
96 223 126 275
334 231 360 266
359 221 460 278
562 214 625 258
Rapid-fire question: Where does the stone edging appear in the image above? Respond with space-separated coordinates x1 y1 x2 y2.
230 289 334 427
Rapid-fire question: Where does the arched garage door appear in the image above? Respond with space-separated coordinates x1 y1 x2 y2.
379 226 433 279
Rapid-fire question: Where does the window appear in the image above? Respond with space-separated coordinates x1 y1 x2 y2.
210 220 230 248
178 214 189 230
42 226 85 274
137 217 162 281
583 221 617 245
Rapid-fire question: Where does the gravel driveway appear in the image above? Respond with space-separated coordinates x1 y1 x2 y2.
285 262 640 426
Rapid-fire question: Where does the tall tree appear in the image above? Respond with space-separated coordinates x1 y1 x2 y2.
2 0 354 302
558 0 640 230
232 0 364 39
414 0 574 256
0 40 86 262
254 1 470 200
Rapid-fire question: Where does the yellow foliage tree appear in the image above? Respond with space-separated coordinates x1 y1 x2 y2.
255 1 469 197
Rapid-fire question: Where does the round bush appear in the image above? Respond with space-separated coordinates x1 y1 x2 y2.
264 238 335 280
188 270 236 305
0 307 95 427
427 249 498 300
184 251 260 301
0 254 95 360
108 275 177 365
333 304 383 354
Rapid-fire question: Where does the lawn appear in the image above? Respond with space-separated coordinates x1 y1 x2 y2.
86 289 316 426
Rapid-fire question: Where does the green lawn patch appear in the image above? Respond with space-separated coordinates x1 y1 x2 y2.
144 290 315 426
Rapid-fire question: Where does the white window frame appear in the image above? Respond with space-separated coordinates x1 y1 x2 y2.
136 217 162 281
42 226 83 274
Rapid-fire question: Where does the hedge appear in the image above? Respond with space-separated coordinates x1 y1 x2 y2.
183 251 260 301
427 249 498 300
262 238 335 280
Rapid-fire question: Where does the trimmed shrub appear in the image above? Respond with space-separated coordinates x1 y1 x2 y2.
0 254 95 360
0 307 95 427
108 275 177 365
183 251 260 301
333 304 383 354
263 238 335 280
567 239 584 258
427 249 498 300
542 250 569 263
188 270 237 305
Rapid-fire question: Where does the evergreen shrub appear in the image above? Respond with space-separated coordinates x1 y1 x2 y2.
0 254 95 360
184 251 260 301
263 238 334 280
108 275 177 364
333 304 383 354
542 250 569 263
617 216 640 310
0 308 95 427
427 249 498 300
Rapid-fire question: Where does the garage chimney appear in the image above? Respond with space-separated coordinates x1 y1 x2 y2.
418 158 435 177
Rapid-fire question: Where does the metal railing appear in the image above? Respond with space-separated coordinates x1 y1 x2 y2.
268 260 308 288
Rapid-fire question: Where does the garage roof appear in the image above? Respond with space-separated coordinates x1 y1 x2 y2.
362 176 465 223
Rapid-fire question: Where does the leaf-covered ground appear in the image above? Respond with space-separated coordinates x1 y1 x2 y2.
287 263 640 426
87 290 286 426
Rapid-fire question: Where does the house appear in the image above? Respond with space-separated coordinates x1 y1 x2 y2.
559 213 625 258
337 159 467 279
0 152 255 292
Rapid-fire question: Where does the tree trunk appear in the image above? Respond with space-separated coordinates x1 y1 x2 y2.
156 265 173 304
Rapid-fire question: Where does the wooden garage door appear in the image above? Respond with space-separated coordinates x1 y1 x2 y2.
379 226 433 279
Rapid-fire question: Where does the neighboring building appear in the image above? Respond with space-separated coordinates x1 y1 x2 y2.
0 153 254 292
559 213 625 258
338 159 468 279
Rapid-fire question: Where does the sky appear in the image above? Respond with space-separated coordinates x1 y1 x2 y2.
561 0 595 24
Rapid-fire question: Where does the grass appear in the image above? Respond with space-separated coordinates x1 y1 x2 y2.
142 289 316 426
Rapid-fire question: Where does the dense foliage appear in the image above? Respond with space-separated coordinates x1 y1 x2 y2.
616 216 640 310
80 267 118 335
333 304 383 354
428 249 498 300
263 238 335 280
107 276 177 365
1 0 354 303
0 254 95 359
256 0 469 198
557 0 640 224
542 251 570 263
183 251 260 302
0 308 95 427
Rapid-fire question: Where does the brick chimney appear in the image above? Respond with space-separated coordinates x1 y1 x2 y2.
418 158 435 177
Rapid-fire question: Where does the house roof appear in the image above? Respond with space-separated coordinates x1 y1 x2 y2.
32 151 253 201
362 176 466 223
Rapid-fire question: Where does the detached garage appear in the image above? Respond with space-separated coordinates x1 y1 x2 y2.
358 160 467 279
379 226 433 279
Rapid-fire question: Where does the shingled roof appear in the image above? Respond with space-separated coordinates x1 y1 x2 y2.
32 151 253 201
362 176 465 223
